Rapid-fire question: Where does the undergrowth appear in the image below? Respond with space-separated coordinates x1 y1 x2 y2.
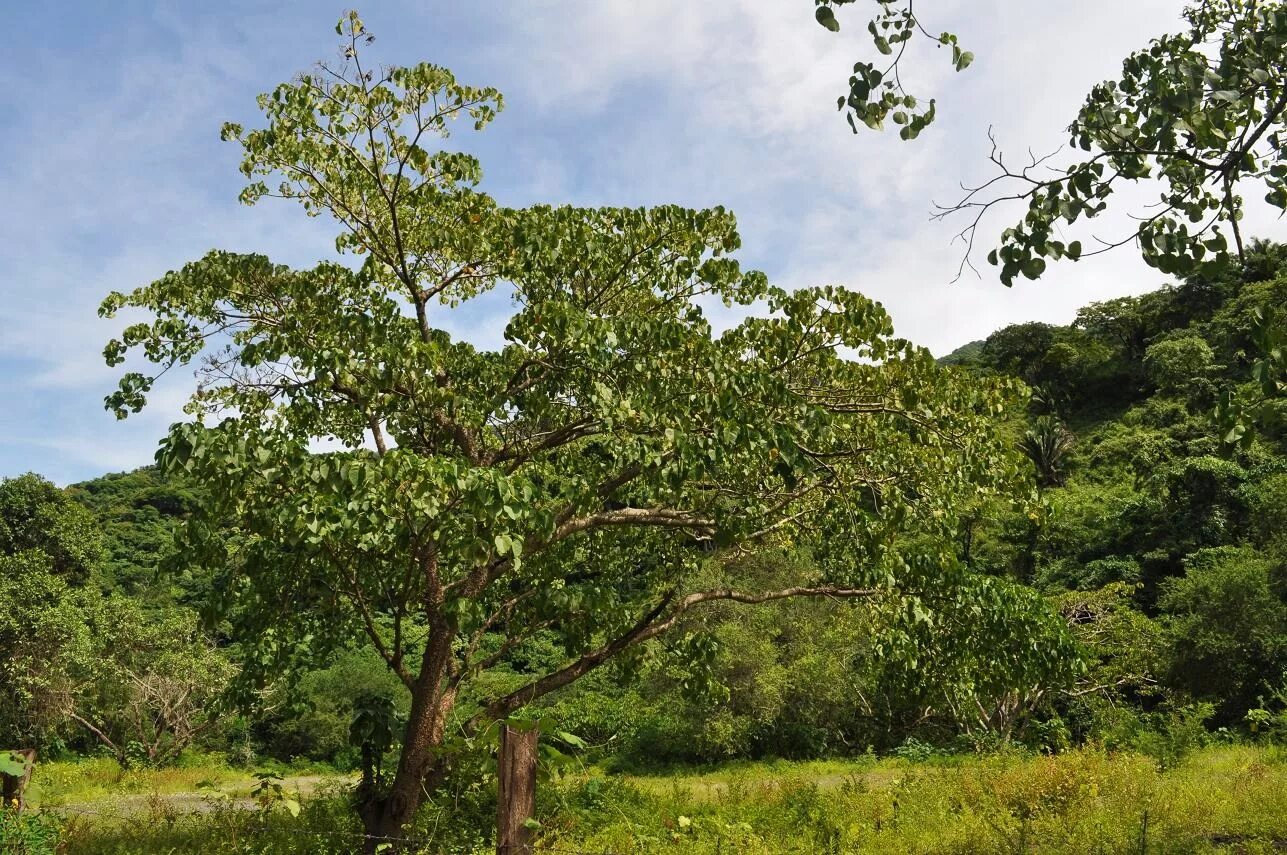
32 744 1287 854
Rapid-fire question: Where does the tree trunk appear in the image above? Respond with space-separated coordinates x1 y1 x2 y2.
359 626 458 854
496 725 538 855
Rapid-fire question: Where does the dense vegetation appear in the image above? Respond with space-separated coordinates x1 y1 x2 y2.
4 244 1285 852
3 3 1287 852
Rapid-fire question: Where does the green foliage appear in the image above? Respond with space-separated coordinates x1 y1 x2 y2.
549 551 1080 766
971 2 1287 284
1053 584 1166 737
67 468 201 600
1160 547 1287 723
75 605 232 767
0 550 97 748
252 648 408 767
813 1 967 138
1144 334 1215 393
98 12 1035 833
1019 417 1075 488
0 474 103 584
0 809 60 855
1245 470 1287 563
0 474 229 762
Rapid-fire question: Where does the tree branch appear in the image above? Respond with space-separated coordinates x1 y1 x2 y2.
469 584 878 727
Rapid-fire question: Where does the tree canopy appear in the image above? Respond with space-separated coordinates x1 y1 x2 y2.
100 11 1047 842
811 2 1287 284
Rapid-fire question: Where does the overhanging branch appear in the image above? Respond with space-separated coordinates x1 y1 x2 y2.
469 583 878 727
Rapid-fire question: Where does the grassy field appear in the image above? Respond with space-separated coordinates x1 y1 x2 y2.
555 745 1287 853
19 744 1287 853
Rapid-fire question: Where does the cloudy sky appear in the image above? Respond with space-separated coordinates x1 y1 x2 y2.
3 0 1281 484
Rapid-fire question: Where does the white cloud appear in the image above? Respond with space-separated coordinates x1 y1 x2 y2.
3 0 1285 482
485 0 1283 354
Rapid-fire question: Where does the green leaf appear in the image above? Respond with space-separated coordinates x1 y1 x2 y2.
814 6 840 32
557 730 588 749
0 753 28 777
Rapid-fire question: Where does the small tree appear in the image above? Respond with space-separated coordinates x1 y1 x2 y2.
1020 417 1075 488
102 14 1036 845
1144 335 1215 393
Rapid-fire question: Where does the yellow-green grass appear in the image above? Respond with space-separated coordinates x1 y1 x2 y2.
37 744 1287 854
32 754 250 807
541 744 1287 853
31 754 345 809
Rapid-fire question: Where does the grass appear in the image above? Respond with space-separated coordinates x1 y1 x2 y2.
543 744 1287 853
24 744 1287 854
33 754 251 806
29 752 349 814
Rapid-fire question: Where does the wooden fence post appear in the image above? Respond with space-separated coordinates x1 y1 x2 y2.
496 725 538 855
1 750 36 814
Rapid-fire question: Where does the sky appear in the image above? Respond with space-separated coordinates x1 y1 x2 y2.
2 0 1282 484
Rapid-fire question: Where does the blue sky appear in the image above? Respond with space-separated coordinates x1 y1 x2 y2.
3 0 1278 484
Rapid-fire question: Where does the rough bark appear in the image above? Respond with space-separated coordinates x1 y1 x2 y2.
496 725 539 855
1 749 36 814
359 623 458 853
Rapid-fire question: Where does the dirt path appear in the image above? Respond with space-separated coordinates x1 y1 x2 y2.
51 773 353 820
50 764 905 819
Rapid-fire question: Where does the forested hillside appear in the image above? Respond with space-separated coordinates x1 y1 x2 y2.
5 4 1287 850
4 245 1284 784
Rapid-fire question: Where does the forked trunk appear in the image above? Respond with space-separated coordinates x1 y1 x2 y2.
359 627 458 854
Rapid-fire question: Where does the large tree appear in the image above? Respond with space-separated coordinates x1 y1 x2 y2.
102 13 1041 845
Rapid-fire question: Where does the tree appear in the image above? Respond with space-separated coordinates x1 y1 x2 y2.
1144 335 1215 393
0 551 96 748
1217 303 1287 448
0 473 103 584
102 13 1034 845
938 1 1287 283
811 1 972 139
1160 546 1287 723
1020 417 1075 488
70 605 232 767
0 474 102 747
1053 583 1166 741
809 4 1286 283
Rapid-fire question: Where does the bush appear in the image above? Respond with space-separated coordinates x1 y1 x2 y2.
1160 547 1287 723
1144 335 1214 393
0 810 61 855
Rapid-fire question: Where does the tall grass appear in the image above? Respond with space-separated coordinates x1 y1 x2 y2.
37 744 1287 854
545 744 1287 853
34 753 249 806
